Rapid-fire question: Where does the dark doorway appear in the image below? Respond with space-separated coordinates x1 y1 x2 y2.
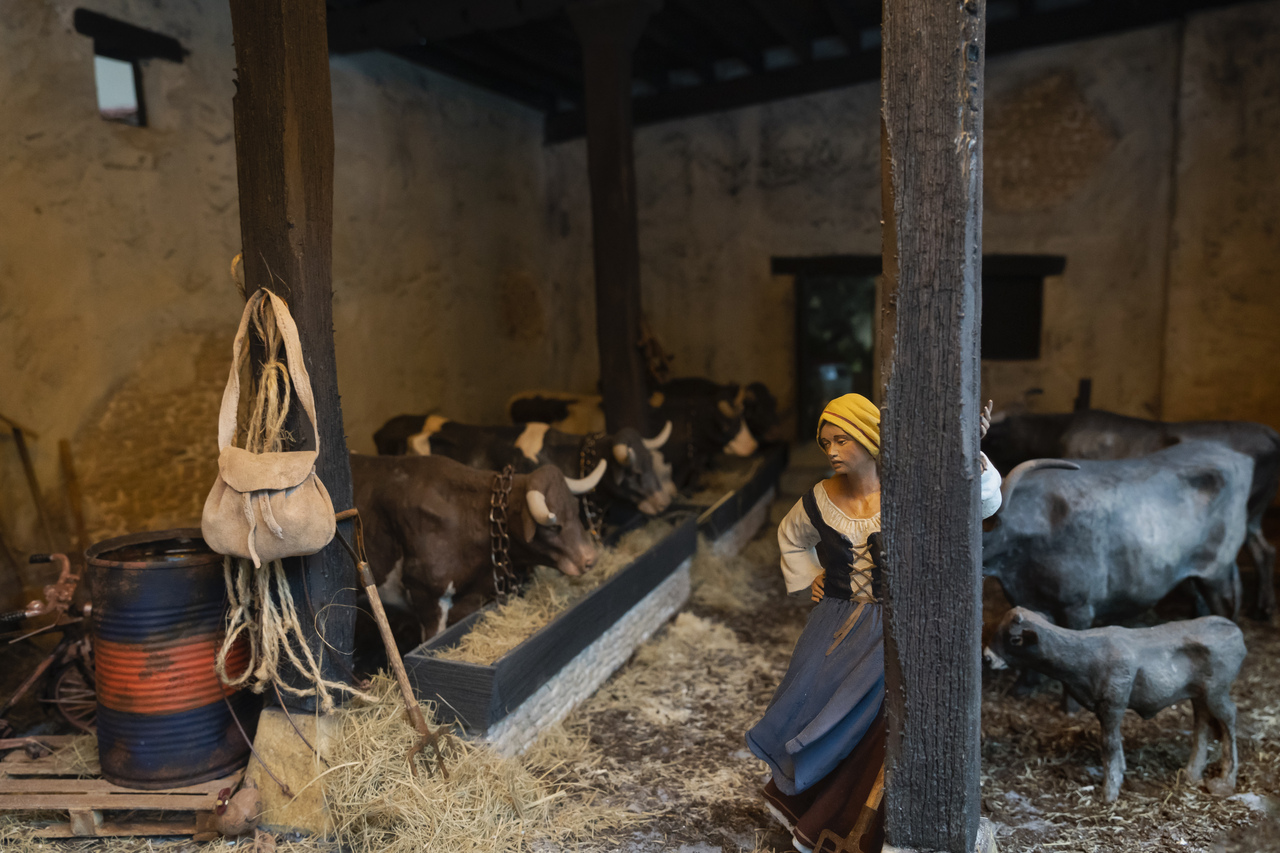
783 259 879 442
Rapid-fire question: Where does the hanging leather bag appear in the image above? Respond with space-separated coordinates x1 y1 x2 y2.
202 289 335 567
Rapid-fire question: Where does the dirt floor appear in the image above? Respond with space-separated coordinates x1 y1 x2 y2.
5 477 1280 852
537 494 1280 852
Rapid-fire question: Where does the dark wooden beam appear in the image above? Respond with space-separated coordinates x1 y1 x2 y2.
880 0 985 848
744 0 813 60
229 0 356 708
482 30 584 97
816 0 866 50
394 45 558 111
568 0 660 434
432 38 579 104
645 18 717 82
328 0 570 53
547 0 1247 141
546 47 879 141
669 0 765 72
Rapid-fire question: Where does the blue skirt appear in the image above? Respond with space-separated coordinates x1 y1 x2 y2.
746 597 884 796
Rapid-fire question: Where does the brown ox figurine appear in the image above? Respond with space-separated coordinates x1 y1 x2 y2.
350 453 599 639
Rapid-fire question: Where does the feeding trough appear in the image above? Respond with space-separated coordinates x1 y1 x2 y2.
691 443 788 556
404 443 787 754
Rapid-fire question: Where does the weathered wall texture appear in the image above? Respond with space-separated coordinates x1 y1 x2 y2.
545 87 885 435
0 1 587 566
0 0 242 575
980 28 1177 417
543 23 1199 430
544 7 1276 431
4 0 1278 568
1163 1 1280 428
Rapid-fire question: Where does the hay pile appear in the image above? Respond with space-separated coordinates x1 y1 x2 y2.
432 520 677 666
687 458 762 507
0 677 634 853
322 677 635 853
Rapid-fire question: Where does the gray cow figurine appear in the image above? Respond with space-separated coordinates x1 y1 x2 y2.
985 607 1246 802
983 440 1251 630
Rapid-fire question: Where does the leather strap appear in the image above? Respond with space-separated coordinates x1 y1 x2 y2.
216 288 321 455
827 601 866 655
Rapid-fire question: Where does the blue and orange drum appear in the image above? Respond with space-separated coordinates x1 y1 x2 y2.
87 529 259 789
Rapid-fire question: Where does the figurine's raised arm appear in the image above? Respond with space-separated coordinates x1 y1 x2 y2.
979 399 1003 518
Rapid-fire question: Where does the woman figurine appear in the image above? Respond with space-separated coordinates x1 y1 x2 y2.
747 393 1002 853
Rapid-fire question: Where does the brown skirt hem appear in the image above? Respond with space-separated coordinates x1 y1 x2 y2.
762 708 886 852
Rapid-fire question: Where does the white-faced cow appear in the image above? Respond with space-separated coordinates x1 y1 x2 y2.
350 454 599 639
372 415 676 515
984 409 1280 617
985 607 1245 802
507 377 767 487
983 441 1251 631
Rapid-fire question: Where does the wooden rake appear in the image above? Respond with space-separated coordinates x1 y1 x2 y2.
333 508 448 778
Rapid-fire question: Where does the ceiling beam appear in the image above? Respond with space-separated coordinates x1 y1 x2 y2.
328 0 570 53
668 0 765 72
433 38 582 103
645 18 718 82
816 0 866 51
546 0 1250 142
547 47 879 141
394 45 557 112
744 0 813 61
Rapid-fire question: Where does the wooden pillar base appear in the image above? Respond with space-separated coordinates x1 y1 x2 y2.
244 708 341 838
883 817 999 853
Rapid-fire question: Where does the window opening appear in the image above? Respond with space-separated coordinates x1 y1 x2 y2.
74 8 187 127
775 254 1065 439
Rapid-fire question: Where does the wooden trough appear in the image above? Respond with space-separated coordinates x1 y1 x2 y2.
404 443 788 755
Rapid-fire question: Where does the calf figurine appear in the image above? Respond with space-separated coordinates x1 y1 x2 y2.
985 607 1245 802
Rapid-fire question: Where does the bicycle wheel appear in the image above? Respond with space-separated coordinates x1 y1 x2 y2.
45 660 96 733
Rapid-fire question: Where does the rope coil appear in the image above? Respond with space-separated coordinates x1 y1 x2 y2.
213 293 372 713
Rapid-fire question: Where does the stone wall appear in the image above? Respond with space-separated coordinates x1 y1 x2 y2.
0 1 592 570
4 0 1279 570
1163 1 1280 428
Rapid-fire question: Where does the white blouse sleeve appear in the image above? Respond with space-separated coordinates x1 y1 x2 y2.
777 495 824 595
979 452 1003 519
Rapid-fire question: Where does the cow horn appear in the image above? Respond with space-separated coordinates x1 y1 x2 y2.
734 385 746 410
526 489 557 527
564 458 607 494
643 420 673 450
1000 458 1081 506
613 443 631 465
718 399 737 419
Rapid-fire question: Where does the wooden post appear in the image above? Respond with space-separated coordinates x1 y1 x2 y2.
568 0 659 434
879 0 986 849
228 0 355 706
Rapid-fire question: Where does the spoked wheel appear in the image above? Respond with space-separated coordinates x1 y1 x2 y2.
44 659 96 733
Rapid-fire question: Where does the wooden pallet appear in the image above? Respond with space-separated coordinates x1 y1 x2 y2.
0 748 241 838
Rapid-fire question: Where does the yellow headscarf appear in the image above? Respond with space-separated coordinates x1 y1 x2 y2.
817 393 880 458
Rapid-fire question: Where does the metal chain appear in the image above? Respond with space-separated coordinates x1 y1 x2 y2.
489 465 516 601
579 432 605 541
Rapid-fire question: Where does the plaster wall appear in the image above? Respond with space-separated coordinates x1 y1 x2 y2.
4 0 1278 574
544 26 1186 431
1162 1 1280 428
544 8 1277 434
0 1 587 569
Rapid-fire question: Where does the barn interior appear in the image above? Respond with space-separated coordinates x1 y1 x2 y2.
2 0 1279 851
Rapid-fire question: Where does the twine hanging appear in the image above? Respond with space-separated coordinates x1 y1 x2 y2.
213 293 372 713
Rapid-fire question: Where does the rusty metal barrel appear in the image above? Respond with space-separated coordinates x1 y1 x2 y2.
87 529 259 789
